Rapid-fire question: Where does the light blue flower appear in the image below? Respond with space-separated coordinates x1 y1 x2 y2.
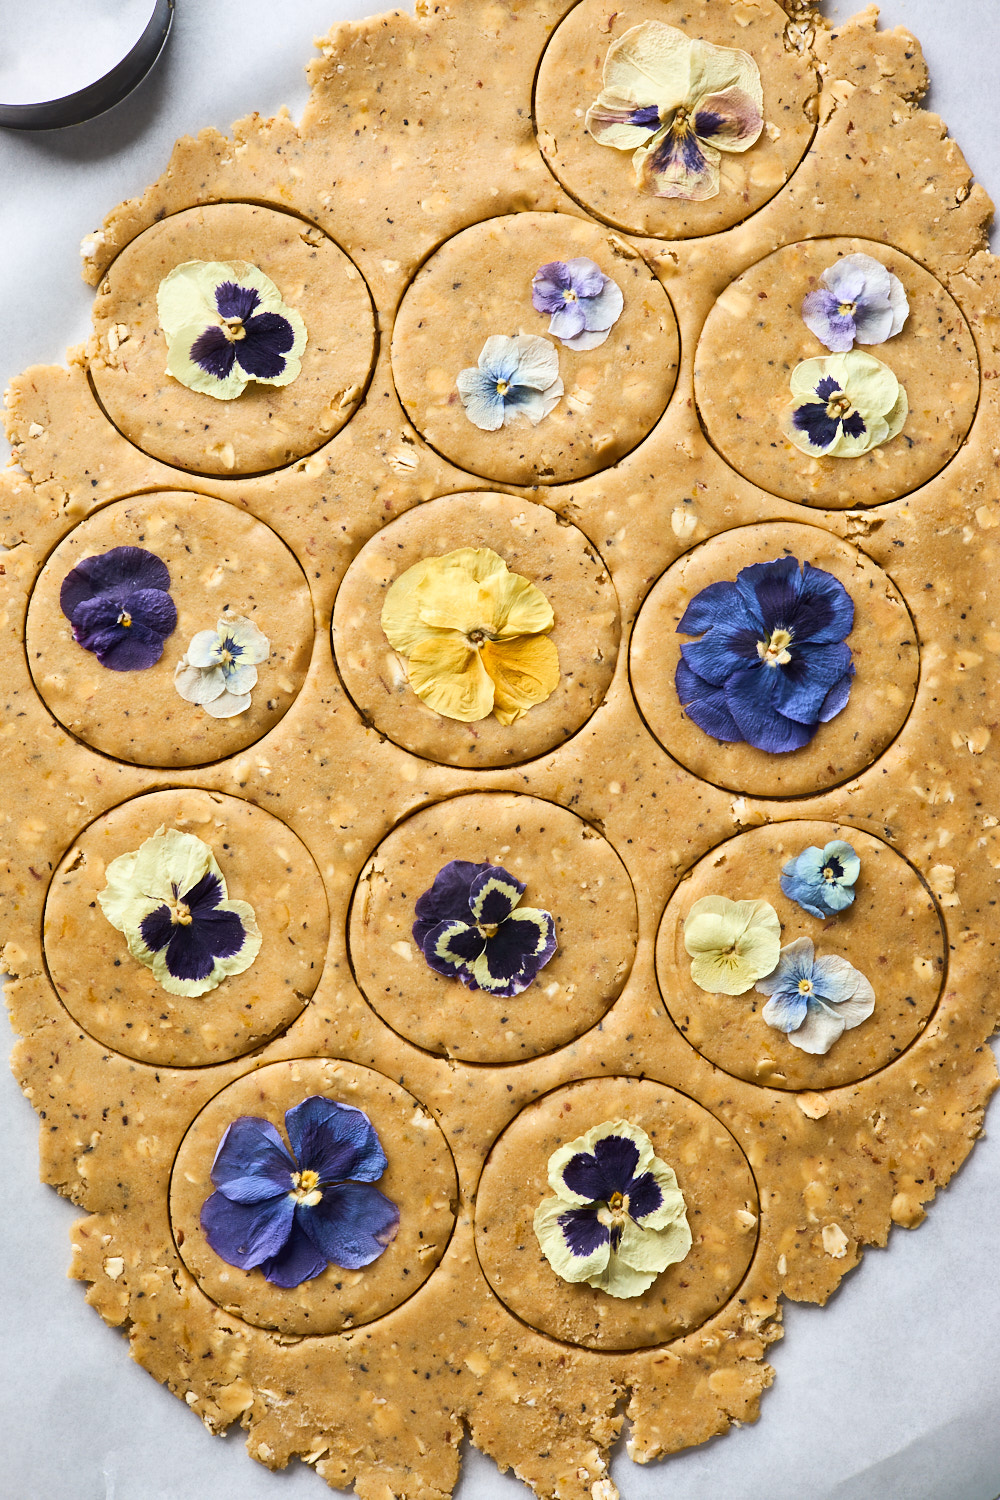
174 614 270 718
456 334 563 431
780 839 860 920
755 936 874 1055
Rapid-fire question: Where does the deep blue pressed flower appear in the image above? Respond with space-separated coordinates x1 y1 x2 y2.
60 545 177 671
675 556 855 755
780 839 861 919
412 859 557 998
201 1095 400 1289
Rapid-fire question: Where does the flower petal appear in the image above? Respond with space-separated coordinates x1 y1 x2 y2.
201 1189 295 1270
680 626 762 687
209 1116 295 1203
201 688 254 718
684 895 781 996
723 665 814 753
60 546 171 620
585 96 663 153
412 860 485 930
674 657 743 742
547 1119 653 1205
801 288 857 353
285 1096 389 1185
185 629 227 669
167 322 248 400
469 907 556 996
614 1211 691 1276
635 123 721 200
692 84 763 154
761 989 810 1033
456 366 507 430
258 1223 330 1288
769 642 854 726
405 635 496 721
420 919 486 981
534 1196 611 1284
300 1181 400 1269
481 634 560 725
599 21 693 110
784 1002 849 1056
468 867 525 926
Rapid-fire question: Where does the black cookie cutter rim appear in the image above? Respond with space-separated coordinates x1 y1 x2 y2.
0 0 174 130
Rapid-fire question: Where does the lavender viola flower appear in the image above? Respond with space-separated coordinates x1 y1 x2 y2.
531 258 624 351
201 1096 400 1289
780 839 861 920
456 334 563 431
755 936 875 1055
675 556 855 755
802 253 908 354
157 260 307 401
60 545 177 671
412 860 557 998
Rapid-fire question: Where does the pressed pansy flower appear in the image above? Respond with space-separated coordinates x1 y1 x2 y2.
60 545 177 671
381 546 560 725
784 350 908 459
683 894 780 996
174 614 270 719
585 21 764 200
412 860 557 997
157 260 307 401
755 936 875 1055
530 258 624 351
201 1096 400 1289
675 555 855 755
98 827 261 997
781 839 861 920
456 333 563 431
801 253 908 353
533 1119 691 1299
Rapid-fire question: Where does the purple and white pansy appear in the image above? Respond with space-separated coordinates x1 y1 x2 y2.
60 545 177 671
157 260 307 400
201 1096 400 1289
174 614 270 718
456 333 563 431
412 859 557 998
533 1119 691 1298
755 935 875 1055
585 21 764 200
802 253 908 354
531 258 624 350
98 827 261 997
784 350 908 459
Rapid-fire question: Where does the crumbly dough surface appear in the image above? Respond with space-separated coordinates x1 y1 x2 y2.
2 2 1000 1498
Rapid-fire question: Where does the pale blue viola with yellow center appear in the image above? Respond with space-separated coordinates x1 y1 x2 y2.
174 614 270 718
455 334 563 431
755 936 875 1055
412 860 557 998
781 839 861 919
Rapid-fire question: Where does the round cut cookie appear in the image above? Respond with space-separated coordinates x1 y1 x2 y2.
534 0 816 239
629 521 919 798
349 792 637 1062
44 789 329 1068
170 1059 457 1335
332 492 619 768
391 212 678 485
655 821 945 1091
694 238 979 507
89 202 376 476
25 491 313 767
474 1075 758 1350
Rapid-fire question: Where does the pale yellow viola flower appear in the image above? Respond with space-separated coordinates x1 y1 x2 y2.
380 547 560 724
682 894 780 995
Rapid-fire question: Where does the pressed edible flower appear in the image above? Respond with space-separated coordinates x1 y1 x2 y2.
530 258 624 350
780 839 861 920
201 1095 399 1288
755 936 875 1055
456 333 563 430
675 555 855 755
174 614 270 718
380 546 560 725
98 827 261 997
801 253 908 353
157 260 307 400
412 860 557 997
784 350 908 459
533 1118 691 1298
60 545 177 671
585 21 764 200
683 894 781 995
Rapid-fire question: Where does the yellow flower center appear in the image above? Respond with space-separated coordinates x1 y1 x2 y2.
822 865 836 882
478 922 499 939
756 627 793 668
837 300 858 317
495 378 510 396
826 391 853 421
117 609 132 628
221 316 247 343
290 1168 323 1206
797 978 814 996
167 896 192 927
672 105 691 131
562 288 577 302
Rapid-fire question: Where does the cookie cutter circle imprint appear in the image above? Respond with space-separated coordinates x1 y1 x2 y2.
0 0 173 130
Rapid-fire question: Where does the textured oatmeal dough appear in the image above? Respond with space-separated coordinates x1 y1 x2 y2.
3 2 1000 1498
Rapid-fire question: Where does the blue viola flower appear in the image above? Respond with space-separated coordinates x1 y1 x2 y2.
412 859 557 998
60 545 177 671
531 258 624 351
201 1095 400 1289
755 936 875 1056
455 334 563 431
675 555 855 755
533 1119 691 1298
801 253 908 354
780 839 861 919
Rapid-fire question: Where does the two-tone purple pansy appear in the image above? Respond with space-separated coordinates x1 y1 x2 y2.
585 21 764 200
533 1119 691 1298
412 860 557 998
201 1095 400 1289
755 936 875 1055
530 258 624 351
157 260 307 401
60 545 177 671
801 253 908 353
675 556 855 755
98 827 261 997
784 350 908 459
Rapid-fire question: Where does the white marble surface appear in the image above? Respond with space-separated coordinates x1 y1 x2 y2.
1 2 999 1498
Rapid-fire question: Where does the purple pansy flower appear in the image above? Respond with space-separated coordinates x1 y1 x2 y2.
531 258 624 351
802 253 908 354
755 936 875 1055
60 545 177 671
412 860 557 998
675 556 855 755
201 1095 400 1289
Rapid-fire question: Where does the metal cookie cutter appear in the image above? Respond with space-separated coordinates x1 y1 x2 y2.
0 0 174 130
